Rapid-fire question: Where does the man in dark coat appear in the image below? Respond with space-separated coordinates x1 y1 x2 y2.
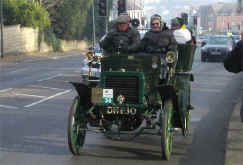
235 31 243 122
224 31 243 121
140 14 177 53
138 14 177 105
100 15 140 53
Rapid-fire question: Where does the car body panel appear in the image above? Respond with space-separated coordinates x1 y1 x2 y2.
201 35 234 62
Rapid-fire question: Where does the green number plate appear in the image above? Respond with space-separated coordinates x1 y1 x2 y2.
102 89 113 104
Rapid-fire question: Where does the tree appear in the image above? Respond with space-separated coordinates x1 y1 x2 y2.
3 0 50 29
84 0 113 42
47 0 93 40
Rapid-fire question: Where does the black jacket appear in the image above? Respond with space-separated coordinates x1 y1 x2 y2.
140 29 177 53
224 39 243 73
100 27 140 53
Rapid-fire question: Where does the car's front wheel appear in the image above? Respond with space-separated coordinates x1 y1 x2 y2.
68 96 87 155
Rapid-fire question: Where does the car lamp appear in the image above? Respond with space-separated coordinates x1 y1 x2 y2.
165 51 177 64
87 52 93 60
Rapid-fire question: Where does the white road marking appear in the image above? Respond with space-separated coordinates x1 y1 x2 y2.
58 67 80 70
9 68 28 74
24 89 71 108
61 73 81 77
191 118 201 122
37 74 61 82
0 88 13 93
193 81 226 86
192 87 221 93
0 104 18 110
29 85 64 91
14 93 45 98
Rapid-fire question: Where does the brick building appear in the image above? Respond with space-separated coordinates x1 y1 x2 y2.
199 2 243 33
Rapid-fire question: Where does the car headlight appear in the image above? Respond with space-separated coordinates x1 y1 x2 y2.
97 55 103 60
86 52 93 60
165 51 177 64
201 47 207 52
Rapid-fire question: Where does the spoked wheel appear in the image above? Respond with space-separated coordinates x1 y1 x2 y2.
161 99 174 160
183 110 190 136
68 96 87 155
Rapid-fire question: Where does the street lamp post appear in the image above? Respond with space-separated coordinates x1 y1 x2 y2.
0 0 3 58
92 0 96 49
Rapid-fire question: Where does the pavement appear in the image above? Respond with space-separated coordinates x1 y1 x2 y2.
0 50 86 67
225 84 243 165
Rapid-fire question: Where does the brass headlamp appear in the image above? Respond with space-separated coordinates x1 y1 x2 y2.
165 51 177 64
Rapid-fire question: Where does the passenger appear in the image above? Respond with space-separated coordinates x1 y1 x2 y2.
140 14 177 53
170 17 195 110
139 14 177 105
99 14 140 53
171 17 196 45
171 17 192 44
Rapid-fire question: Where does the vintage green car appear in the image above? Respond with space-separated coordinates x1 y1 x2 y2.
67 44 196 160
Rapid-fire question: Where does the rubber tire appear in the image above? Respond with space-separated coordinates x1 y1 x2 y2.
68 96 86 155
183 111 190 137
161 99 174 160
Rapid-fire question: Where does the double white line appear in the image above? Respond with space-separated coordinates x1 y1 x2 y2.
24 89 71 108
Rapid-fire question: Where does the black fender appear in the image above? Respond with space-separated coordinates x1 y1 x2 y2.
156 85 178 110
69 82 91 106
157 85 176 100
157 84 182 128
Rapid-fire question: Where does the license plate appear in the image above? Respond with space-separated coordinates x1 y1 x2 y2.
211 52 220 55
106 106 137 115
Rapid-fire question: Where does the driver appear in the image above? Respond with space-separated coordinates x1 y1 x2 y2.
100 14 140 53
140 14 177 53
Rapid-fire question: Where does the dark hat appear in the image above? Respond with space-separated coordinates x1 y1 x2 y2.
150 14 164 30
171 17 183 27
131 18 140 27
171 18 180 27
150 14 162 22
117 15 130 24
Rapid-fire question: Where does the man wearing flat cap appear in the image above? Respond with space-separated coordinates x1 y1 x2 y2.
100 14 140 53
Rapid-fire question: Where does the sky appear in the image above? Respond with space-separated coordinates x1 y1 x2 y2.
144 0 237 20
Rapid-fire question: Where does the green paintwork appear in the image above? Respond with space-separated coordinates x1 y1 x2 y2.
100 53 161 73
100 71 145 105
176 44 196 72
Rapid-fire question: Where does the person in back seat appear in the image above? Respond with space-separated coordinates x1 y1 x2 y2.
170 17 193 44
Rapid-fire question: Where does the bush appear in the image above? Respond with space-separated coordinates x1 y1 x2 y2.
40 28 62 52
3 0 21 25
3 0 50 29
